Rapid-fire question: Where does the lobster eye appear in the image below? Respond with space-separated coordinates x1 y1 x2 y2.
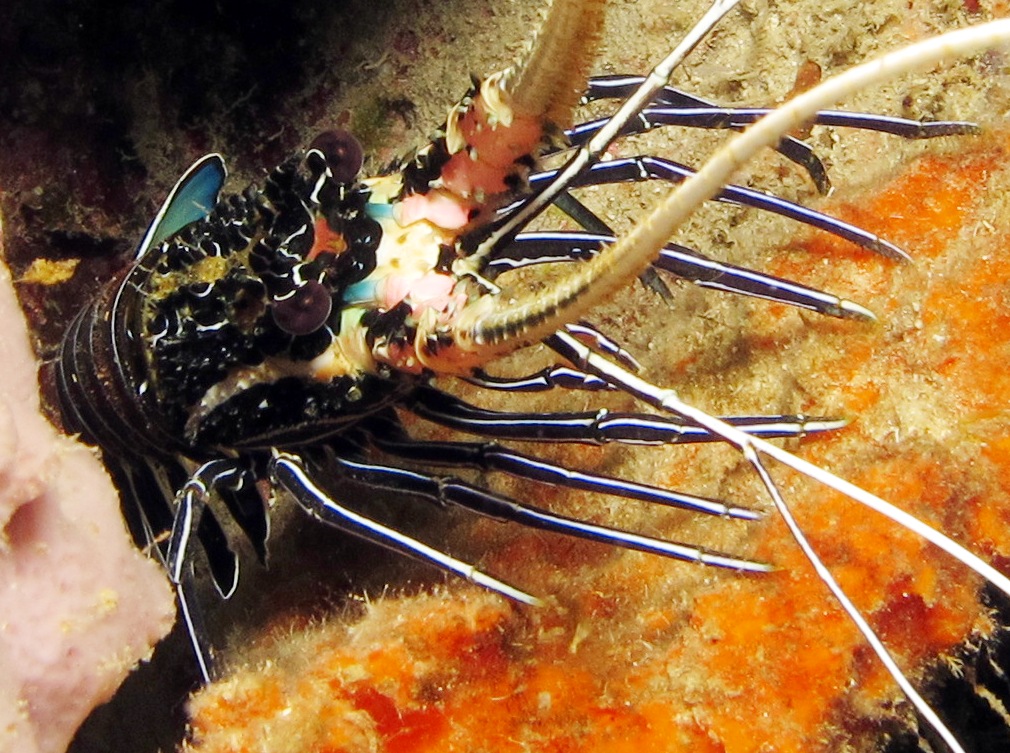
271 281 333 336
309 129 364 183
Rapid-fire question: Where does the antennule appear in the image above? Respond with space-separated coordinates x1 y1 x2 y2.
435 0 608 215
499 0 608 127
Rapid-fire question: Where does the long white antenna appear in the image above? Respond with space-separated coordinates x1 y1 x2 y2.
549 326 1007 753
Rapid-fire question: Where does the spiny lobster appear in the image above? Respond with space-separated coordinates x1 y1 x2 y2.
51 1 1010 750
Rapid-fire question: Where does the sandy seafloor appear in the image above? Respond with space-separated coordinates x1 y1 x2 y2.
3 0 1010 751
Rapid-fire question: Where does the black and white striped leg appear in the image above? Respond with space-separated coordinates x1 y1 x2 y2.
575 75 979 192
465 323 638 393
524 157 911 260
578 104 982 143
493 229 874 321
564 321 642 371
467 364 613 393
546 191 873 319
577 75 832 192
166 458 255 599
105 457 220 682
407 385 844 446
366 426 759 520
281 449 770 575
174 562 217 683
268 450 541 605
581 75 981 137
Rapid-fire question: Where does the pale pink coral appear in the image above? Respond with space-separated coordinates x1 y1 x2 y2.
0 217 176 753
